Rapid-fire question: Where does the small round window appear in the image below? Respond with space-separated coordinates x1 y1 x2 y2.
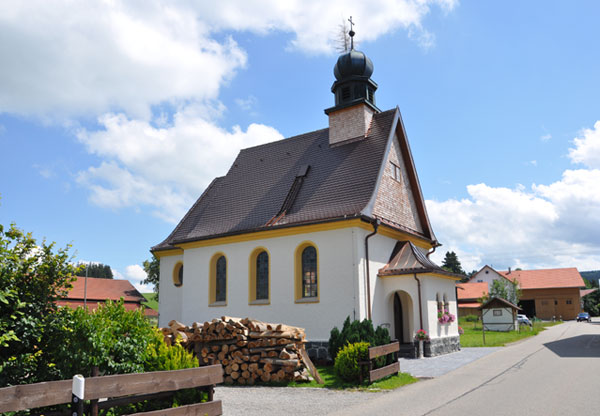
173 262 183 287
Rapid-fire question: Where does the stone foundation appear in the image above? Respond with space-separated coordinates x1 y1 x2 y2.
305 341 331 364
424 336 461 357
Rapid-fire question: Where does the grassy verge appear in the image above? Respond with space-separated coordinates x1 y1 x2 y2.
142 292 159 311
264 365 418 391
459 319 562 347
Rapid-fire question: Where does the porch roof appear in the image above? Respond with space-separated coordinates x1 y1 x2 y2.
378 241 463 279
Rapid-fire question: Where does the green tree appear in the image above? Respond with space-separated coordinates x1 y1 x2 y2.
441 251 465 275
0 223 75 386
489 278 521 305
76 262 113 279
143 256 160 300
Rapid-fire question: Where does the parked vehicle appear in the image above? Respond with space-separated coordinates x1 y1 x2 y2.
517 314 532 326
577 312 591 322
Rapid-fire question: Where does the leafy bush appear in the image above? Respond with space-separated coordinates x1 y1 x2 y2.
463 314 479 322
334 342 369 382
328 317 390 362
0 223 75 387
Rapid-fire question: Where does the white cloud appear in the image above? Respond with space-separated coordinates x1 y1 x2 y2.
541 134 552 141
123 264 153 292
569 121 600 168
235 95 258 114
0 1 455 119
428 121 600 271
0 1 246 119
76 106 284 222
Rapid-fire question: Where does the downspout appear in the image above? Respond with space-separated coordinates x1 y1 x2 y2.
413 273 424 330
426 242 440 258
364 219 380 321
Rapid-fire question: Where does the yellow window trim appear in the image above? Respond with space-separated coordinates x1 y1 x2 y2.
173 218 433 250
209 252 228 305
172 261 183 287
154 248 184 258
294 241 320 303
248 247 271 304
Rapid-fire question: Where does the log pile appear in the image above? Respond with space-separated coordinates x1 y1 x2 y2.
161 316 322 385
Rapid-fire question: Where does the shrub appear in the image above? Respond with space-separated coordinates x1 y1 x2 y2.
328 317 391 362
334 342 369 382
464 314 479 322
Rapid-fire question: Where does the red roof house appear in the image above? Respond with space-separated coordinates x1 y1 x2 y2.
58 276 158 317
459 266 585 320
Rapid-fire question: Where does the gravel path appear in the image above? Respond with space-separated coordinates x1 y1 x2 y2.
214 386 385 416
214 347 501 415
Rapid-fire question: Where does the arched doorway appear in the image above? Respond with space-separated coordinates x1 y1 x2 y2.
392 290 414 343
394 293 403 343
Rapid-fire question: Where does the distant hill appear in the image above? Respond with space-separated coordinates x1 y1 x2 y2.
142 293 158 311
581 270 600 283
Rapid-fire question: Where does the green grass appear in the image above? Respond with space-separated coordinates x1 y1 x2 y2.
264 365 418 391
142 292 158 311
459 319 562 347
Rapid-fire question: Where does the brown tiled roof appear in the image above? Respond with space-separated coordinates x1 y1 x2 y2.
153 109 435 251
378 241 461 278
581 288 598 297
500 268 585 290
457 282 489 300
63 276 145 303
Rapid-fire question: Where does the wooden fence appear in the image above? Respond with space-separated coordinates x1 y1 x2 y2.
0 365 223 415
358 341 400 384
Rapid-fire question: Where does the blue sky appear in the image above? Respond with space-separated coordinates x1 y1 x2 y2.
1 1 599 290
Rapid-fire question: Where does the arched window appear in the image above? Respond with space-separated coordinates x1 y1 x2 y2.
209 253 227 305
216 256 226 302
173 262 183 287
443 293 448 311
436 293 442 312
256 251 269 300
294 242 319 302
301 246 317 298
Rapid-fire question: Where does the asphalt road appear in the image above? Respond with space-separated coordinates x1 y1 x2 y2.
331 320 600 415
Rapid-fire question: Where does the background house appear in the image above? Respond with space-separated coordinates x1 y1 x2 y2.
456 281 488 317
58 276 158 318
463 266 585 320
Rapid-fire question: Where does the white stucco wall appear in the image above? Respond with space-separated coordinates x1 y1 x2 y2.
360 231 459 342
158 225 459 342
472 265 505 286
158 227 361 340
158 254 183 325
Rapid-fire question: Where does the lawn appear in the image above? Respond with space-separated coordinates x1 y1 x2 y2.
142 292 158 311
459 318 562 347
266 365 418 391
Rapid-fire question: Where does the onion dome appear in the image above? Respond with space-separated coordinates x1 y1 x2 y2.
334 50 374 81
324 19 379 115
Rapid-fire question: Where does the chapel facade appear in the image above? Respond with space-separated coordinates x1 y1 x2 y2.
152 31 462 358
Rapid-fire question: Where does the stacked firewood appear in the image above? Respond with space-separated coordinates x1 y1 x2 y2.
161 316 322 385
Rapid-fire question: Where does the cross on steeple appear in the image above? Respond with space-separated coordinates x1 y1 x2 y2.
348 16 355 50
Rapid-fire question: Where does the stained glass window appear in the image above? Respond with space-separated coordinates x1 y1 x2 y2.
216 256 226 302
301 246 317 298
256 251 269 300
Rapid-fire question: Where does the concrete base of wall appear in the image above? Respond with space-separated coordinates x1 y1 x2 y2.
306 341 331 364
307 336 461 363
424 336 461 357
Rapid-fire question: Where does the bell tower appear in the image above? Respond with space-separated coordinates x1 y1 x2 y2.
325 18 380 146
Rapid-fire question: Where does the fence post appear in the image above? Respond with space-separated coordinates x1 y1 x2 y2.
72 374 85 416
90 366 99 416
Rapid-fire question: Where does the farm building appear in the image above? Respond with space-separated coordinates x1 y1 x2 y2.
152 30 463 358
460 265 585 320
58 276 157 318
